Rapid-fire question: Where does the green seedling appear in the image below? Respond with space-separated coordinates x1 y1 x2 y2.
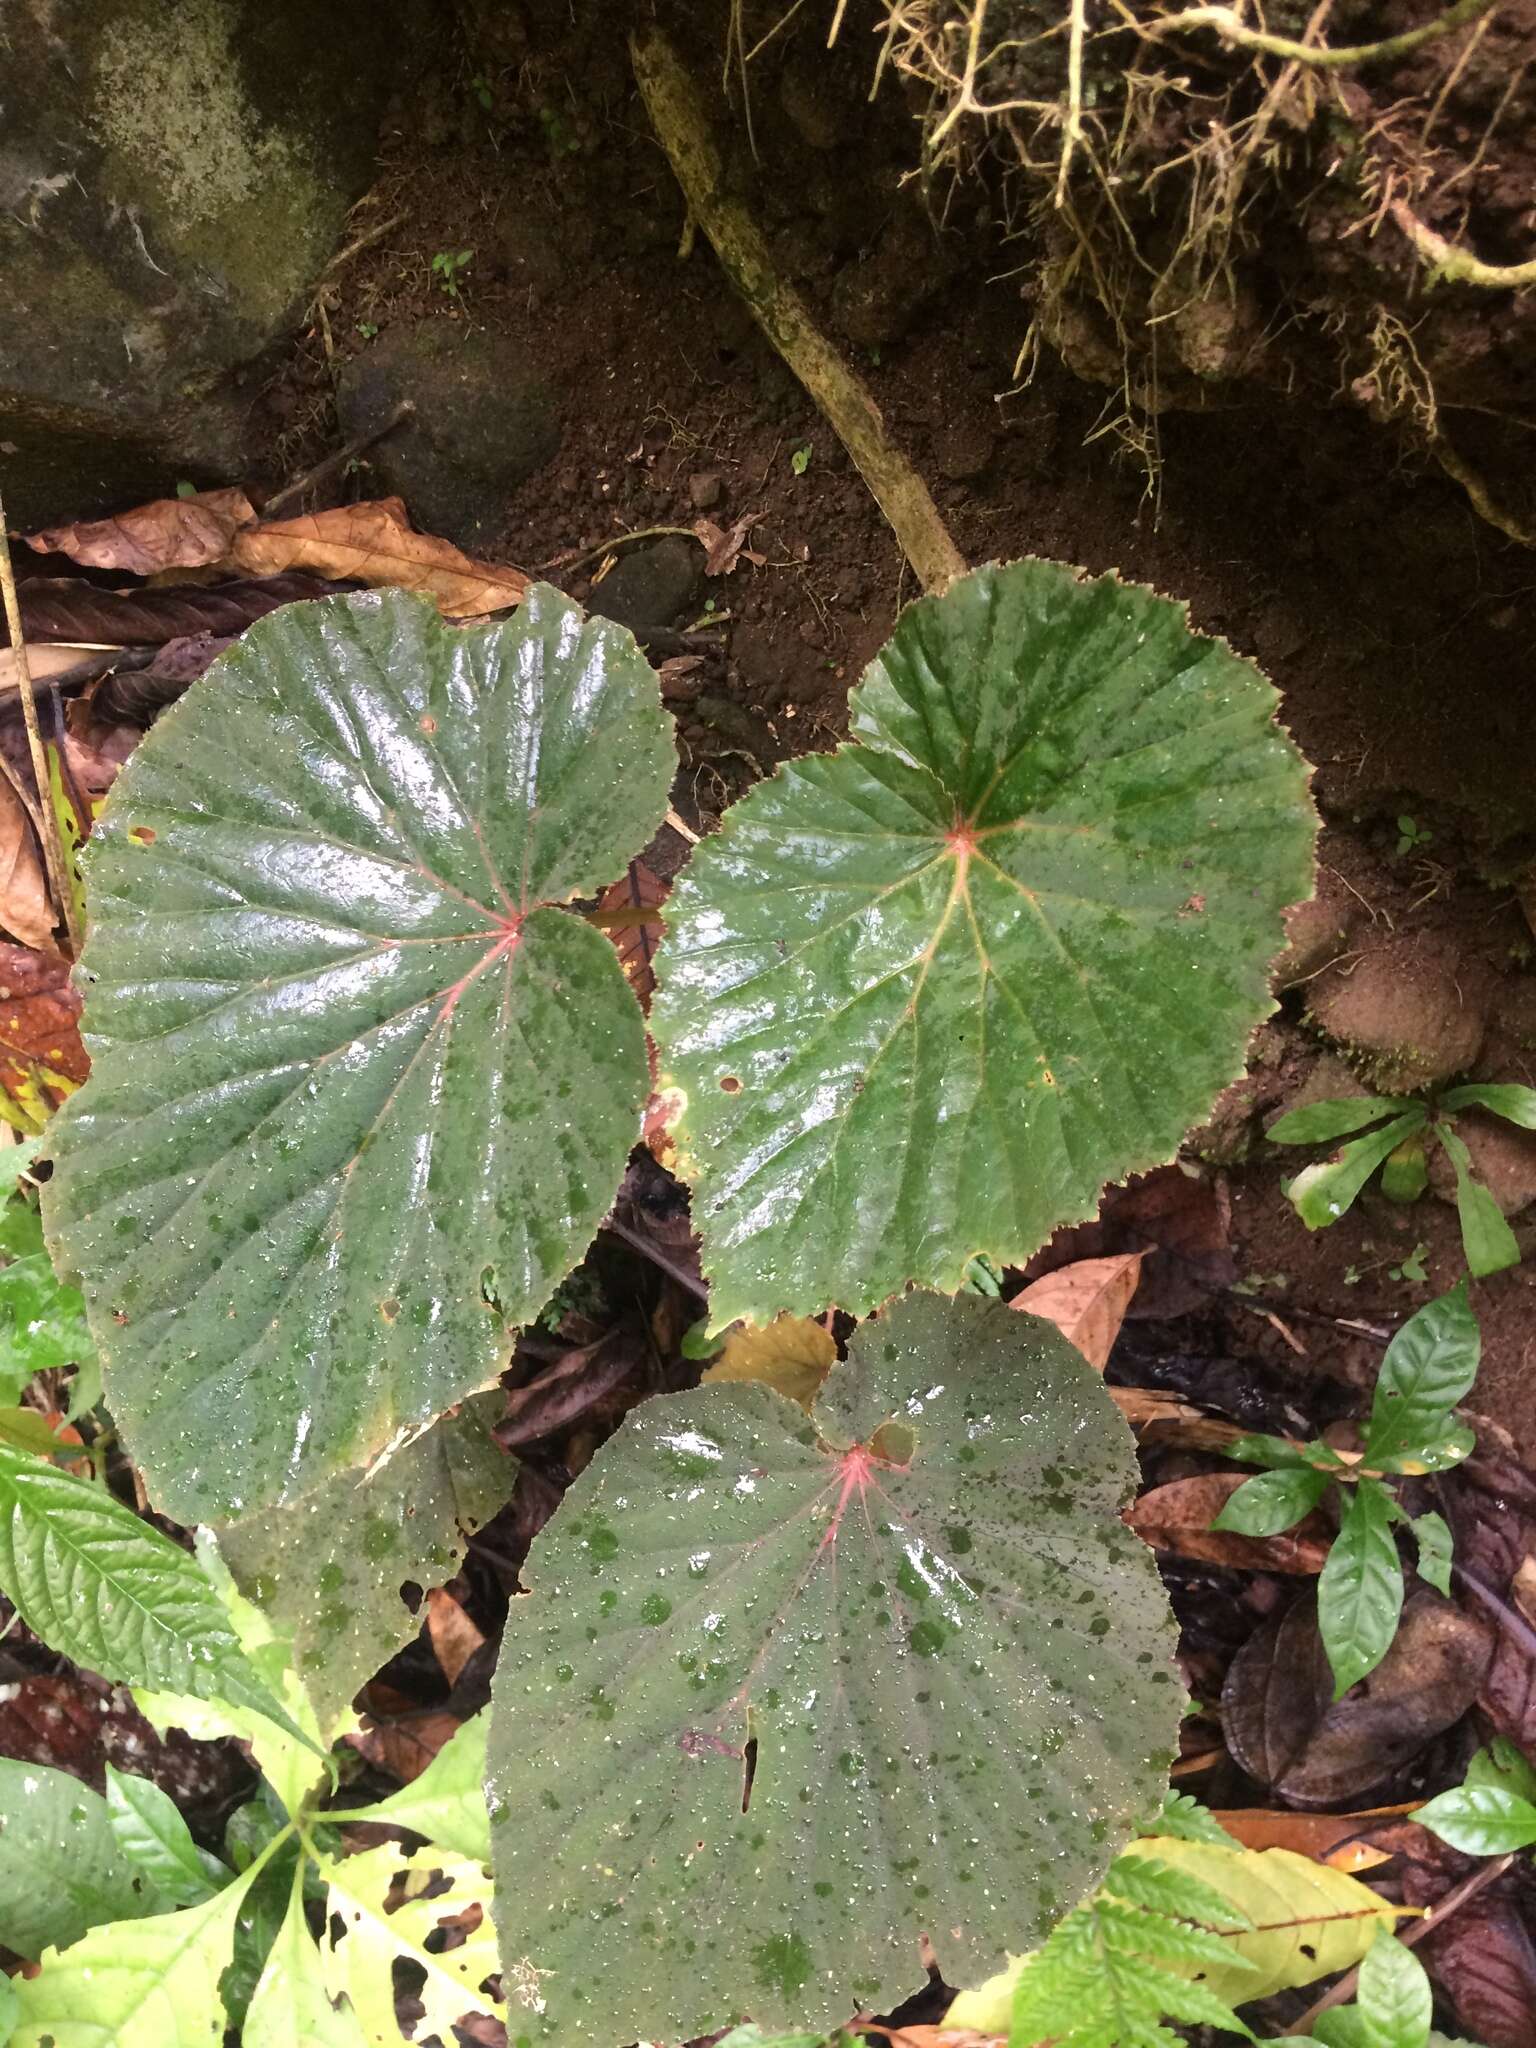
356 319 379 340
1396 813 1433 856
430 247 474 300
1418 1736 1536 1858
1214 1284 1478 1697
1268 1080 1536 1276
790 441 813 474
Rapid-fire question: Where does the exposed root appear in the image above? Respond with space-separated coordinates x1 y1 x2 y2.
1389 196 1536 289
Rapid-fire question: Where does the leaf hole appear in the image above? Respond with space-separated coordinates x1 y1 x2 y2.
127 824 156 846
380 1296 400 1322
720 1075 742 1093
741 1734 758 1812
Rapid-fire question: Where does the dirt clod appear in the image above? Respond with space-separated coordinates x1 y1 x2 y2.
1308 937 1489 1094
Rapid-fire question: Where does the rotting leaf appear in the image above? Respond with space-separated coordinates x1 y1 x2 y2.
43 585 674 1523
0 776 56 955
487 1289 1182 2042
1008 1252 1143 1370
653 559 1315 1328
1223 1590 1491 1807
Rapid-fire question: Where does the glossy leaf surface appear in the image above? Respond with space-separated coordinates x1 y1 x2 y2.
1362 1286 1479 1468
654 560 1315 1324
487 1290 1181 2041
1318 1479 1403 1698
43 586 673 1521
104 1764 224 1908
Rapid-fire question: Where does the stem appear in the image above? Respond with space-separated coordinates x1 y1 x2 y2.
1280 1850 1517 2034
1150 0 1497 67
0 489 84 955
1057 0 1088 204
630 27 966 595
552 525 705 577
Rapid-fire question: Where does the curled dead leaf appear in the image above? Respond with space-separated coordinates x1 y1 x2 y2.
0 781 56 955
1008 1252 1143 1370
425 1588 487 1690
27 488 257 577
693 511 765 577
1210 1804 1416 1870
222 497 529 618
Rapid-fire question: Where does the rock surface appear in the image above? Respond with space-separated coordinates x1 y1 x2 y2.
1307 938 1488 1094
1428 1110 1536 1220
582 537 702 634
0 0 400 525
337 323 560 550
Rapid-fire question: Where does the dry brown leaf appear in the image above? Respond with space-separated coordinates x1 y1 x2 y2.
425 1587 486 1689
1126 1472 1332 1574
1108 1386 1261 1452
0 646 118 693
703 1314 837 1410
693 512 765 577
222 497 530 619
1210 1804 1416 1870
0 780 56 953
597 859 668 1009
1008 1252 1143 1369
27 488 257 576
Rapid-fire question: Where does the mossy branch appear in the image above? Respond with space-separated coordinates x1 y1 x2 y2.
1390 197 1536 290
1147 0 1497 68
630 26 967 595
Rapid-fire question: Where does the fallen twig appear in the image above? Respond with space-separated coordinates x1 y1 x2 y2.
261 400 416 519
631 26 966 594
0 489 83 955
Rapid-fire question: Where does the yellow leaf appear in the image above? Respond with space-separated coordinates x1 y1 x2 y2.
702 1313 836 1409
1008 1253 1143 1370
318 1844 504 2044
945 1835 1405 2031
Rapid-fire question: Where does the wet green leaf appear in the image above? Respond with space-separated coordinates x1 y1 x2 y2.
1410 1511 1453 1596
0 1445 300 1731
1213 1467 1330 1537
0 1252 93 1405
245 1866 368 2048
1356 1933 1432 2048
653 560 1314 1327
487 1290 1181 2041
1464 1735 1536 1805
1416 1781 1536 1856
1287 1115 1424 1232
0 1758 152 1960
43 585 674 1522
1362 1286 1479 1468
219 1396 512 1733
1440 1081 1536 1129
104 1764 225 1909
1379 1130 1429 1204
1267 1097 1407 1146
1434 1123 1520 1277
1318 1478 1403 1698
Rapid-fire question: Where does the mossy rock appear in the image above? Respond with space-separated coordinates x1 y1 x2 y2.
0 0 404 524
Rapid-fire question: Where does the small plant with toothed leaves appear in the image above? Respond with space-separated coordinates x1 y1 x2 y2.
1268 1081 1536 1276
13 559 1322 2044
1212 1283 1479 1698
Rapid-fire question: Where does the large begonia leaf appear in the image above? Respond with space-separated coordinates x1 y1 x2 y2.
487 1290 1181 2042
42 586 674 1522
652 560 1314 1327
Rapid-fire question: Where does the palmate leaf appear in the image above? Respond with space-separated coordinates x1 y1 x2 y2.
43 586 674 1522
219 1395 513 1732
653 560 1314 1327
487 1290 1181 2042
